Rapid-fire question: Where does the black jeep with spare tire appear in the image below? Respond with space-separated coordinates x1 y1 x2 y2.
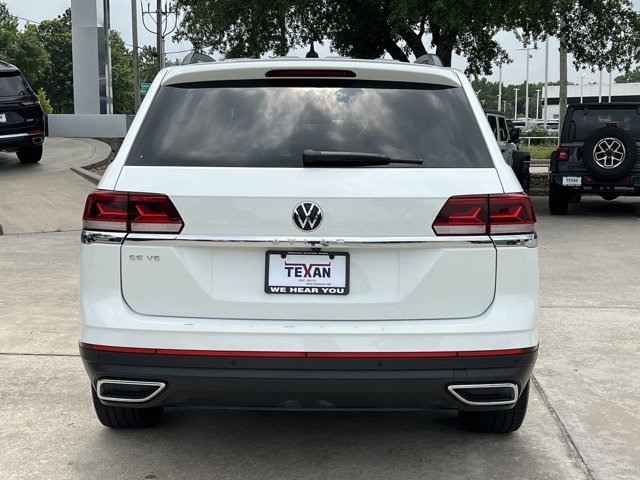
549 103 640 214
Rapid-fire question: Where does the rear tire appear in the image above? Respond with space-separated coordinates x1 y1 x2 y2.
91 386 164 428
518 162 531 194
549 182 570 215
458 381 530 433
17 145 43 164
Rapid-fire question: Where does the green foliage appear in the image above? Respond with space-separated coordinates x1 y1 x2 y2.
175 0 640 76
36 87 53 114
527 145 556 160
36 9 73 113
615 67 640 83
0 3 50 87
110 30 134 114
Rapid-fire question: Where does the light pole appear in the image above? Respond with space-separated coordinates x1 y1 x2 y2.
598 70 603 103
517 47 536 119
497 64 502 110
543 38 549 129
513 88 519 119
535 89 541 119
579 73 590 103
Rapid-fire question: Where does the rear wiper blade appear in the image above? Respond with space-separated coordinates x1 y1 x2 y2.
302 149 423 167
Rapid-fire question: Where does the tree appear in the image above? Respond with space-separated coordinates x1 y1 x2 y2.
36 9 74 113
615 67 640 83
110 30 134 114
175 0 640 77
0 3 50 88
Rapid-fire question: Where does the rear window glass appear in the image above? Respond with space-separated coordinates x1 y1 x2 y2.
127 79 492 168
0 72 32 97
567 107 640 141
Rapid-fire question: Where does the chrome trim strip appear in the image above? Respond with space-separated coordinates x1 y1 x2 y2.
0 132 30 139
447 383 519 407
491 233 537 248
96 379 166 404
124 234 495 249
81 230 127 245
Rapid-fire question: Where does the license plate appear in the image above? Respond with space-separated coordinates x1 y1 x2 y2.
0 113 6 123
265 251 349 295
562 176 582 186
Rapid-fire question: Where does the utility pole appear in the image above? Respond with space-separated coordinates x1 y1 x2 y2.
513 88 519 119
131 0 140 111
559 30 568 140
156 0 163 70
142 1 178 74
536 89 541 119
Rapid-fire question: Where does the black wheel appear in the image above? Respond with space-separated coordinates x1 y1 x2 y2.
582 127 636 178
17 145 43 164
549 182 570 215
91 386 164 428
458 381 530 433
518 162 531 194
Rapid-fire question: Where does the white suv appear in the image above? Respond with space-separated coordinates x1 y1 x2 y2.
79 58 539 433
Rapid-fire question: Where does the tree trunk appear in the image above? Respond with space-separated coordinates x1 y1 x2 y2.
383 39 409 62
432 25 457 67
398 26 427 59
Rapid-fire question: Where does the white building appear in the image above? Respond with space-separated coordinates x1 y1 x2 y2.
543 83 640 121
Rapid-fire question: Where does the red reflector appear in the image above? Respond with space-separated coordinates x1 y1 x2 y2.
556 147 569 161
27 129 43 135
21 100 38 106
80 343 538 357
82 190 184 233
433 194 536 236
265 69 356 78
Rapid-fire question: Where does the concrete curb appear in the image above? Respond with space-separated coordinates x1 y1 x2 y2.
70 166 100 185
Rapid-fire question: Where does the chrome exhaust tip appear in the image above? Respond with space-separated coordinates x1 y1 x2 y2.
32 137 43 145
96 379 166 403
448 383 518 406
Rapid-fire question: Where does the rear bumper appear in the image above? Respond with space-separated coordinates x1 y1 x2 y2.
80 345 537 411
0 131 44 150
549 172 640 192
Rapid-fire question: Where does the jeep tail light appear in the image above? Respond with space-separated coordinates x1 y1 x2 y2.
432 194 535 236
83 190 184 233
556 147 569 161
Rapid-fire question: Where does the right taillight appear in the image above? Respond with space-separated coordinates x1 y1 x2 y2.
83 190 184 233
432 194 535 236
556 147 569 161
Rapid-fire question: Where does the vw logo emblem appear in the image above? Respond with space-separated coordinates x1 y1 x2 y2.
293 202 323 231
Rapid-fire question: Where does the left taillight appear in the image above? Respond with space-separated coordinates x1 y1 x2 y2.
82 190 184 233
432 194 536 236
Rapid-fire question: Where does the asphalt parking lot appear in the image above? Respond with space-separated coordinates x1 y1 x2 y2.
0 140 638 479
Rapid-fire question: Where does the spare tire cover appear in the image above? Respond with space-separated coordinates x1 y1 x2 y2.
582 127 637 178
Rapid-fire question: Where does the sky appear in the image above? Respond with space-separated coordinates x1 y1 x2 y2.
4 0 637 88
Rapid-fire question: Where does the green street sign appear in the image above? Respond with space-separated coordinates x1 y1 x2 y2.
140 82 151 94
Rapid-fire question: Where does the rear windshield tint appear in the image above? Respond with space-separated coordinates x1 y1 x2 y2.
0 72 32 97
567 107 640 141
127 79 492 168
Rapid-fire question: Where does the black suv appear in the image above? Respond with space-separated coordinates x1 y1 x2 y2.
0 60 45 164
549 103 640 214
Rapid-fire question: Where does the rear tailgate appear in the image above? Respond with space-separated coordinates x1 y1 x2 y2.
116 167 501 320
